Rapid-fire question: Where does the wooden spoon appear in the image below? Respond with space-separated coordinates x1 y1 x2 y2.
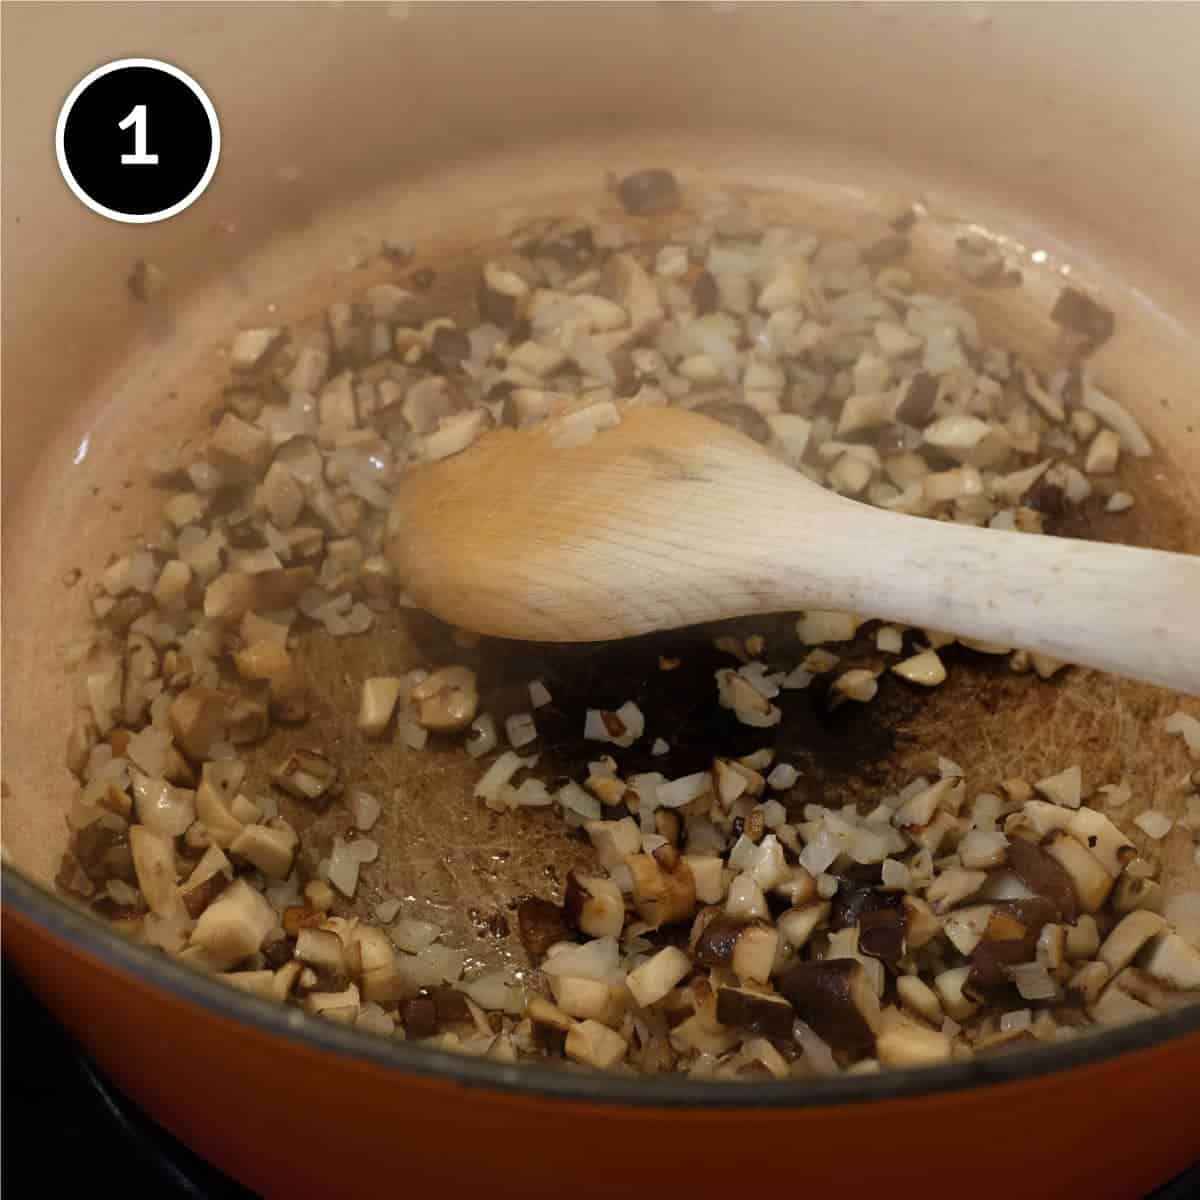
386 406 1200 693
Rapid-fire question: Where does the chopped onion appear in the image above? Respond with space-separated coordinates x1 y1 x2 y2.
542 936 620 982
767 763 799 790
350 789 381 832
558 781 601 820
474 751 537 802
1134 811 1174 840
391 918 441 955
1164 711 1200 758
1008 962 1058 1001
793 1020 839 1076
657 772 711 809
1082 382 1152 457
1000 1009 1033 1032
505 711 538 748
327 840 360 898
466 713 498 759
799 827 842 877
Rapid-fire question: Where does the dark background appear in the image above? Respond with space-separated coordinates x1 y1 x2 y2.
1 962 254 1197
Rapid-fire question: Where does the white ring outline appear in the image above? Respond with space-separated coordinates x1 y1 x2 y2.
54 57 221 225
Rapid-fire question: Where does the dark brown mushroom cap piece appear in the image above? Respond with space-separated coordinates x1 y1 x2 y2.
967 898 1058 999
857 907 907 970
1005 838 1079 924
401 994 439 1040
516 897 571 965
693 915 752 968
1050 286 1115 351
617 168 681 216
716 986 795 1040
830 878 902 932
776 959 881 1057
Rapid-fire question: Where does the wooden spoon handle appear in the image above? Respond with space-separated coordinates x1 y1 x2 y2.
793 500 1200 694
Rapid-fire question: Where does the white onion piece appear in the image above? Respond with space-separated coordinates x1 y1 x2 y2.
391 918 442 955
1008 962 1058 1001
350 790 381 832
542 936 620 982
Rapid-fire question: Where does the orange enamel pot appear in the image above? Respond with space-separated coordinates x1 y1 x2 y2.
4 4 1200 1197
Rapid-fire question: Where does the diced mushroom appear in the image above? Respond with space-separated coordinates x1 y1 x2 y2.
1005 836 1080 923
565 1019 628 1069
896 975 943 1027
1006 799 1073 839
1066 960 1111 1006
857 907 907 968
194 765 246 849
777 903 831 951
189 879 278 971
230 819 299 880
777 959 881 1057
563 872 626 939
1065 807 1135 878
168 686 231 761
876 1011 952 1068
549 976 627 1026
602 253 663 337
1139 932 1200 990
1042 831 1114 913
255 462 306 530
626 946 692 1008
925 867 987 914
943 904 997 956
901 895 942 949
230 328 283 372
516 897 570 965
1097 910 1168 975
681 854 728 904
933 966 980 1021
207 413 272 478
1088 977 1157 1026
692 914 748 965
1050 286 1115 349
305 984 361 1025
1065 914 1101 961
1112 875 1165 915
128 825 179 916
731 923 779 986
411 666 479 732
270 749 339 807
203 572 256 624
625 852 696 928
357 677 404 736
1037 923 1067 971
715 986 795 1039
295 927 347 977
617 168 680 216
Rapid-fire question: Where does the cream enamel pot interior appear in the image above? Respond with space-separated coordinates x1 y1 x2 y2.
3 5 1200 1199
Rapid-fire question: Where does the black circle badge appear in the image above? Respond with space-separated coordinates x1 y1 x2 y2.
55 58 220 224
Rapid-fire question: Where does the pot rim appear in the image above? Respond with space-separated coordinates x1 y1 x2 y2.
6 865 1199 1107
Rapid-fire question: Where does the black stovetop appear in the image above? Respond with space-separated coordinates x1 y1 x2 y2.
3 960 1197 1199
1 962 254 1197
